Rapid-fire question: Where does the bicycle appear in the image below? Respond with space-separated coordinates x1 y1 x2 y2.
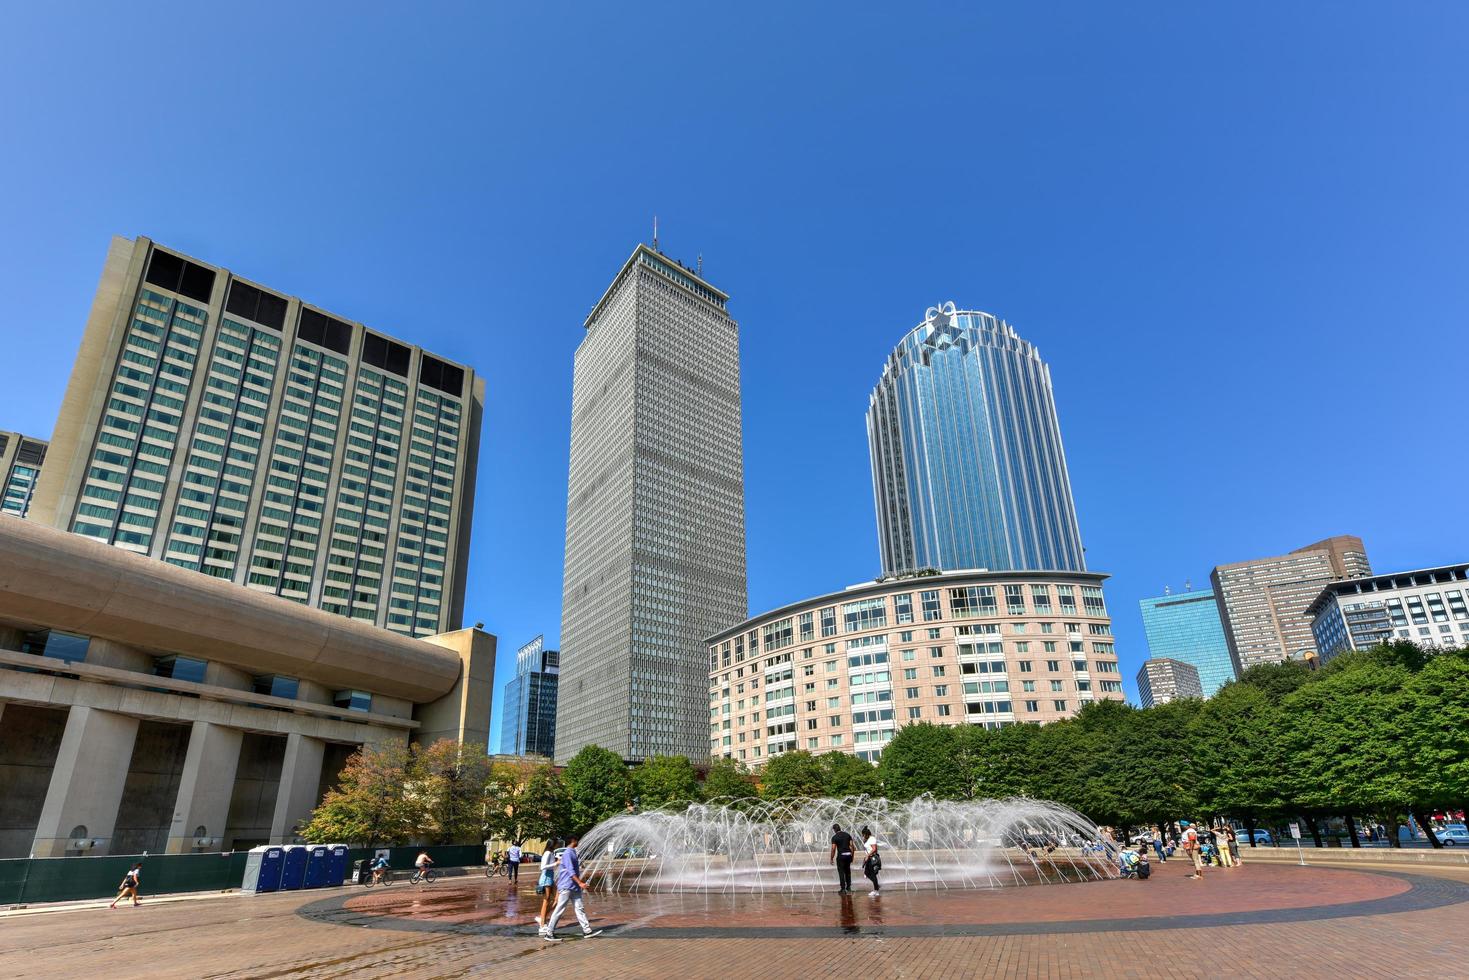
363 868 395 887
409 866 439 884
484 859 507 878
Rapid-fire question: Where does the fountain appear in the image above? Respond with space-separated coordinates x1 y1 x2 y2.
580 795 1117 893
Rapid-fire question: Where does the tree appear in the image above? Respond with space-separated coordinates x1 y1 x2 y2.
301 740 414 846
1233 660 1315 703
1405 649 1469 821
410 739 494 844
633 755 700 810
820 751 881 797
1112 698 1199 830
561 745 631 833
1190 682 1285 844
759 750 826 801
958 723 1036 799
701 758 758 803
484 760 569 846
878 723 966 800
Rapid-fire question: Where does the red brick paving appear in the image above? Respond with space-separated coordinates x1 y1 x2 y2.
1 862 1466 979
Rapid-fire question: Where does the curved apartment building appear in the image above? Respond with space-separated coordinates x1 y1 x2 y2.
707 570 1122 766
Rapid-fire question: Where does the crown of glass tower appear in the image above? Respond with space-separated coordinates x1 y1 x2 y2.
867 303 1085 576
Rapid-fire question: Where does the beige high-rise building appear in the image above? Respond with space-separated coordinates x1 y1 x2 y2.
1210 535 1372 673
1135 657 1204 708
0 430 48 517
30 236 483 637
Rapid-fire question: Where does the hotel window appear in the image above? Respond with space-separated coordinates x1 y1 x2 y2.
1031 585 1052 613
842 597 887 632
1053 700 1068 712
1005 584 1026 615
820 606 837 637
1082 586 1106 616
799 611 814 641
921 590 943 621
894 592 914 624
1018 660 1033 672
949 586 997 618
908 706 922 719
1025 700 1039 712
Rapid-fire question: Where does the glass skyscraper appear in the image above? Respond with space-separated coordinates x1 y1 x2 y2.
500 635 559 758
867 303 1086 576
1137 588 1236 696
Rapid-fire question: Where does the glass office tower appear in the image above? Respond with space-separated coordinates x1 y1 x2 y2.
1137 588 1236 696
30 236 483 637
500 635 560 757
868 303 1085 576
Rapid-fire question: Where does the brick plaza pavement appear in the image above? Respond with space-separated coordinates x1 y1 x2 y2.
2 860 1467 978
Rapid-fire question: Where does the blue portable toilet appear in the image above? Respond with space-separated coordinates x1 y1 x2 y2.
242 845 286 894
280 845 309 890
303 845 332 888
327 844 350 886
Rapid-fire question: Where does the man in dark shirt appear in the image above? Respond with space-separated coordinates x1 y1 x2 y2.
829 824 855 894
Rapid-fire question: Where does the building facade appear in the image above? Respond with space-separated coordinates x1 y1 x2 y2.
1135 657 1204 708
500 635 560 758
0 430 47 518
28 236 483 638
1210 536 1372 673
1306 563 1469 662
867 303 1086 577
0 516 494 858
556 245 748 763
1137 587 1235 696
707 570 1123 767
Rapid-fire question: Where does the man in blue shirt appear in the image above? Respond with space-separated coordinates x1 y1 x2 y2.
543 834 601 941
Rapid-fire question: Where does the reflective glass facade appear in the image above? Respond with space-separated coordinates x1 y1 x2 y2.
501 635 560 757
1137 589 1236 696
868 304 1085 577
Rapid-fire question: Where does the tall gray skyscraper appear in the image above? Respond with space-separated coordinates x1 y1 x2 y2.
868 303 1085 576
556 244 747 763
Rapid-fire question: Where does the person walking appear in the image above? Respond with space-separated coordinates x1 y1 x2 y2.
543 834 602 942
829 823 855 894
1180 821 1204 879
110 863 143 908
1152 832 1168 862
860 825 882 897
535 842 559 933
507 842 522 883
1225 826 1242 866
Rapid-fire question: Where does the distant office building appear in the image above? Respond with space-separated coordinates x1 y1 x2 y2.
1136 657 1204 708
29 236 483 637
1137 587 1235 696
1210 536 1372 673
500 635 560 757
708 570 1124 766
556 244 748 763
0 431 47 518
1307 562 1469 662
868 303 1085 577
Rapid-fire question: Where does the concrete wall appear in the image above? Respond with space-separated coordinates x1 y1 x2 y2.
112 720 191 855
0 706 68 858
224 733 284 850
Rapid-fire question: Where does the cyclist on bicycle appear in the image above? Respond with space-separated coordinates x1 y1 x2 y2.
414 851 435 881
370 853 390 885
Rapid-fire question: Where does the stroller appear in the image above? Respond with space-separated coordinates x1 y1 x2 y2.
1118 848 1151 880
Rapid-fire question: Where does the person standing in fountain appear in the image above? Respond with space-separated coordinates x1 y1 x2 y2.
861 826 881 897
543 834 602 942
829 824 855 894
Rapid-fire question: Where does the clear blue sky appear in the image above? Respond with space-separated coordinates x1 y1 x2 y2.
2 3 1465 749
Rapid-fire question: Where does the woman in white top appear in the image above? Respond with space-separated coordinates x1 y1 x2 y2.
535 844 559 930
860 826 881 897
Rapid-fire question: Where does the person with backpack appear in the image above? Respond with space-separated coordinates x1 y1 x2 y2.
860 825 882 897
1180 821 1205 879
110 863 143 908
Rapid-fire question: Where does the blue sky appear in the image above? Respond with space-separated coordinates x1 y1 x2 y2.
2 3 1465 749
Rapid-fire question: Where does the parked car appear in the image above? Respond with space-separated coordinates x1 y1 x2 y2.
1251 829 1274 845
1437 826 1469 846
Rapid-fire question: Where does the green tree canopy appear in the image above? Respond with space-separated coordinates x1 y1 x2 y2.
1233 660 1315 702
820 750 881 797
410 739 493 844
484 760 569 845
633 755 701 810
1189 681 1285 828
301 740 414 846
958 723 1036 799
759 750 826 801
702 758 758 803
1405 650 1469 812
562 745 631 834
878 723 966 800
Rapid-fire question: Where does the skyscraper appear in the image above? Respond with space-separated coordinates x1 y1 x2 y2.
1210 536 1372 672
30 236 483 638
868 303 1085 577
500 635 560 758
1138 587 1236 696
556 244 747 763
1136 657 1204 708
0 430 47 518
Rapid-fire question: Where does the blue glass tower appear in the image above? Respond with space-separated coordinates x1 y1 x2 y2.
1138 589 1237 696
500 635 559 757
868 303 1086 576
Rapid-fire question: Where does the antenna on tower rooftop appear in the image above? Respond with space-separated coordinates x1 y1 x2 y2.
652 215 659 251
697 253 703 275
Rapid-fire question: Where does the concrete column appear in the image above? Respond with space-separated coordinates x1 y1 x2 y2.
31 706 139 856
164 721 243 854
269 732 324 844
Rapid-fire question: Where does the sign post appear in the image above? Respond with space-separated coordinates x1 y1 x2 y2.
1289 822 1304 865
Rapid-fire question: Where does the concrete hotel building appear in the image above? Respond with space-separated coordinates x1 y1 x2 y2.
0 430 47 518
1137 587 1236 696
29 236 483 638
868 303 1085 577
707 570 1123 766
1210 536 1372 672
0 517 494 858
1306 562 1469 662
557 245 747 763
1136 657 1204 708
500 634 559 758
